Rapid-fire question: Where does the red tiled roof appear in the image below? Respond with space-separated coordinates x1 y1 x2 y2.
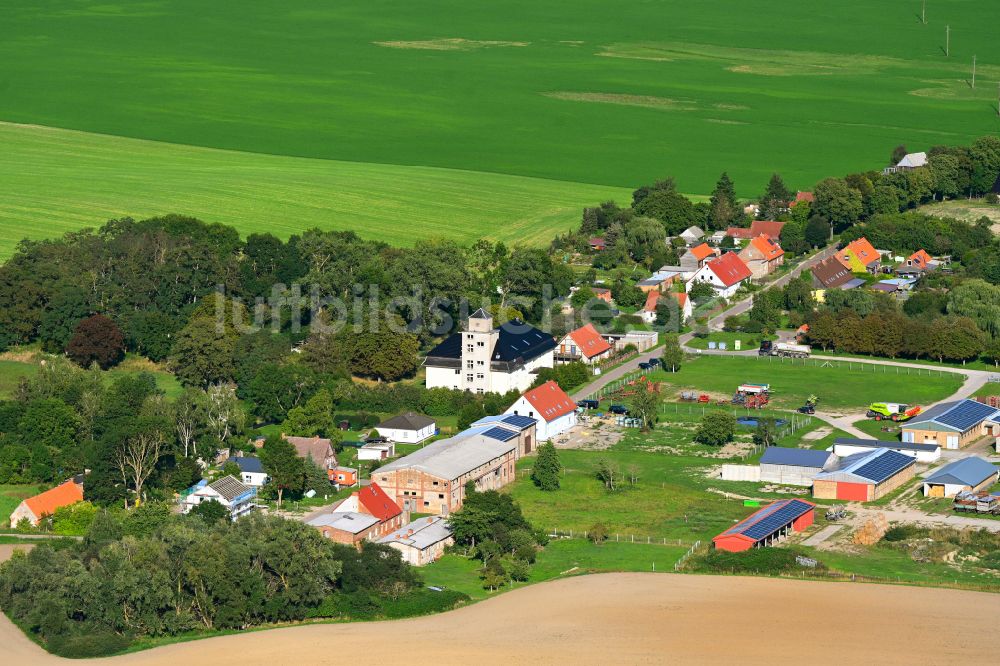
588 237 606 248
643 289 660 313
673 292 689 308
794 191 814 203
749 235 784 261
749 220 785 240
725 226 755 240
689 243 716 261
567 323 612 359
358 482 402 521
522 380 577 423
845 237 879 266
707 252 753 287
909 249 931 268
23 480 83 520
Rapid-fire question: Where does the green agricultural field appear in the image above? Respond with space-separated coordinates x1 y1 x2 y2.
634 355 964 410
0 123 629 260
0 355 182 400
2 1 999 256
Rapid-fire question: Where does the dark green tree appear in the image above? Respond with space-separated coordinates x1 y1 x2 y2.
531 442 562 491
259 436 306 506
695 410 736 446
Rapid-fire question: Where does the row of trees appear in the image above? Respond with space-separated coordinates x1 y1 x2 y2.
0 510 418 657
0 217 574 385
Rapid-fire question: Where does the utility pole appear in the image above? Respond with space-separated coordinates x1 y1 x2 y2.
945 25 950 56
971 55 976 88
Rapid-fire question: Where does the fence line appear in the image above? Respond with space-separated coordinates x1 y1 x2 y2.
752 354 954 378
674 540 702 571
547 528 691 548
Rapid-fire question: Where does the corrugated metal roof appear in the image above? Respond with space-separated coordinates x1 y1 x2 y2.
377 433 516 481
924 457 998 487
833 438 939 453
307 511 380 534
379 516 454 549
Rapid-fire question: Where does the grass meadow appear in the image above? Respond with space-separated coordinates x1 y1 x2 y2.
618 355 965 410
1 1 999 255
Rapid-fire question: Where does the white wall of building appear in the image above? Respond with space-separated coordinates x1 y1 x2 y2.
378 425 434 443
687 264 742 298
504 395 577 441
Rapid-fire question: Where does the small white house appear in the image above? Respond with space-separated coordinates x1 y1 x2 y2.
375 412 436 444
358 442 396 461
504 380 577 442
379 516 455 566
687 252 752 299
182 475 256 521
230 456 269 487
831 438 941 464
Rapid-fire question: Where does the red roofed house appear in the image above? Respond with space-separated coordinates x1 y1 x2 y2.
588 237 606 251
903 249 938 274
282 434 338 470
680 242 721 270
749 220 785 240
836 237 881 274
688 252 753 298
725 226 756 242
794 191 814 204
592 287 612 303
638 289 661 324
672 291 693 322
738 234 785 279
557 323 613 364
10 479 84 528
308 481 406 545
505 380 577 441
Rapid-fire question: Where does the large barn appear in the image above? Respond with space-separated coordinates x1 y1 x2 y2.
713 499 815 552
812 449 915 501
759 447 836 486
900 399 1000 450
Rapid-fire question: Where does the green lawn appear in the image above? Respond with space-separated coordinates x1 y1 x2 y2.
0 485 43 527
422 539 687 601
975 383 1000 398
2 1 1000 257
686 332 772 351
0 355 182 400
627 355 964 410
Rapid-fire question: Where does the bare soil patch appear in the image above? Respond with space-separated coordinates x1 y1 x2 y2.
543 91 698 111
5 573 999 664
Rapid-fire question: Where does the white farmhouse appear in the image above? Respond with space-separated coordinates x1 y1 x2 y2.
182 475 256 521
687 252 753 299
424 310 556 394
504 380 577 442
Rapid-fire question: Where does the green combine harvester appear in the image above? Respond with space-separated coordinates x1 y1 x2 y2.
866 402 922 422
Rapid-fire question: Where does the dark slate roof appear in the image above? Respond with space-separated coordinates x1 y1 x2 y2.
231 456 264 474
378 412 435 431
760 447 832 468
833 438 940 453
426 320 556 363
924 457 998 487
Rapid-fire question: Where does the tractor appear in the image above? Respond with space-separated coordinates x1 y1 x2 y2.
798 395 818 415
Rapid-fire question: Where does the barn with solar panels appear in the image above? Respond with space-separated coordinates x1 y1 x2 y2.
812 448 916 501
900 399 1000 450
712 499 815 552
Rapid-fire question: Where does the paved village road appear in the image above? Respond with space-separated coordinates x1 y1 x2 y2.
573 244 854 402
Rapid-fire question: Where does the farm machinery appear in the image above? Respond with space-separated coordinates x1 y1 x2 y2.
680 391 711 403
953 491 1000 515
798 395 819 415
866 402 922 422
733 383 770 409
608 375 661 400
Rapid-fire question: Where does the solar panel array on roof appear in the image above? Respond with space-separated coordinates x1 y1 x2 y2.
936 400 998 431
502 414 536 429
852 450 913 484
721 499 813 540
481 426 518 442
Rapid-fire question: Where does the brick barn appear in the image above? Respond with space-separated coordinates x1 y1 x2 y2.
812 449 915 502
713 499 815 552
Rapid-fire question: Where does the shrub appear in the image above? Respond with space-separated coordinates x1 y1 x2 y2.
696 547 816 575
588 522 609 544
47 630 132 659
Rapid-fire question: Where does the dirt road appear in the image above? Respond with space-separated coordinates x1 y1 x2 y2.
4 573 999 665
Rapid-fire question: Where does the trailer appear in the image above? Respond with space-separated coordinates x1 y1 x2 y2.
733 383 770 409
759 340 811 358
953 491 1000 515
